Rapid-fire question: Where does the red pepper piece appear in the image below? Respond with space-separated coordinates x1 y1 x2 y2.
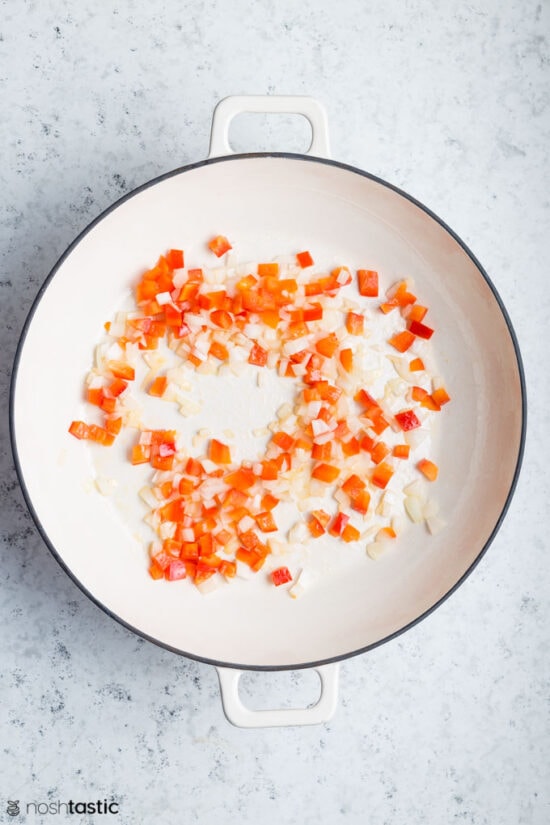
395 409 422 431
271 566 292 586
409 320 434 339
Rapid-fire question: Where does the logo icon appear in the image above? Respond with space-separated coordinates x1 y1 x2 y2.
7 800 20 816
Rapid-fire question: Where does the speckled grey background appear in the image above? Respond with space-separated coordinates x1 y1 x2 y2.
1 1 549 824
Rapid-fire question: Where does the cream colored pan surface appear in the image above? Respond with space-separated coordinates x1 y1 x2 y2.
11 150 525 672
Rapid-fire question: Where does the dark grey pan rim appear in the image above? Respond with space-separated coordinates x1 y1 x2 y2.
9 152 527 672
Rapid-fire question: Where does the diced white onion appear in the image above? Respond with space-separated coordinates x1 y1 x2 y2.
334 488 348 506
94 476 118 497
238 515 256 533
139 486 158 509
423 498 440 519
289 568 316 599
172 267 187 288
288 522 308 544
376 491 397 517
312 431 333 445
312 418 331 436
426 515 447 535
404 428 428 449
283 337 310 357
306 400 323 418
404 495 424 523
156 291 172 305
236 560 255 580
197 575 224 595
159 522 176 539
404 479 425 498
367 542 386 560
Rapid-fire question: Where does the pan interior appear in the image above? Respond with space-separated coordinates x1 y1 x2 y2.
12 156 523 667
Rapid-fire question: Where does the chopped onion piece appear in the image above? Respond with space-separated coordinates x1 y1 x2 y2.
159 522 176 539
426 515 447 535
367 542 386 560
288 522 309 544
404 479 425 498
334 488 348 506
144 511 161 530
306 400 323 418
156 291 172 306
283 337 310 357
376 491 397 517
277 402 292 420
311 418 331 436
423 498 440 519
236 560 255 580
95 476 118 497
404 428 428 449
197 575 224 595
238 515 256 533
404 495 424 523
289 568 316 599
139 486 158 508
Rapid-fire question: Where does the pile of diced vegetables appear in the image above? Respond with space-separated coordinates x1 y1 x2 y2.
69 236 450 595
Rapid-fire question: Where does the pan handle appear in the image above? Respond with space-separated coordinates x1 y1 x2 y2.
208 95 331 159
215 663 339 728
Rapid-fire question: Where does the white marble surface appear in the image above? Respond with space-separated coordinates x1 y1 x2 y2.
1 1 549 823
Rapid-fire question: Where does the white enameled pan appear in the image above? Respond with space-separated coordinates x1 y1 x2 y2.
10 96 526 727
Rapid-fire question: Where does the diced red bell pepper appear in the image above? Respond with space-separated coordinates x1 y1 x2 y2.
194 561 218 585
208 438 232 465
339 348 353 373
394 409 421 431
107 360 135 380
224 467 256 490
68 420 90 440
432 387 451 406
296 250 314 268
311 463 340 483
210 309 233 329
271 431 294 451
248 341 268 366
345 312 364 335
148 376 167 397
370 442 390 464
341 523 360 543
371 462 394 489
255 511 277 533
258 262 279 277
389 331 415 352
271 566 292 586
315 333 339 357
328 511 349 537
417 458 439 481
357 269 378 297
208 235 232 257
166 560 187 581
209 341 229 360
166 249 184 269
409 320 434 339
392 444 410 459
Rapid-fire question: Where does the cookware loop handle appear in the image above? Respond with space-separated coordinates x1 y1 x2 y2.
216 663 339 728
208 95 331 159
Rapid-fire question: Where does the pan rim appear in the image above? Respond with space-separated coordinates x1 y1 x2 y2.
9 151 527 671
